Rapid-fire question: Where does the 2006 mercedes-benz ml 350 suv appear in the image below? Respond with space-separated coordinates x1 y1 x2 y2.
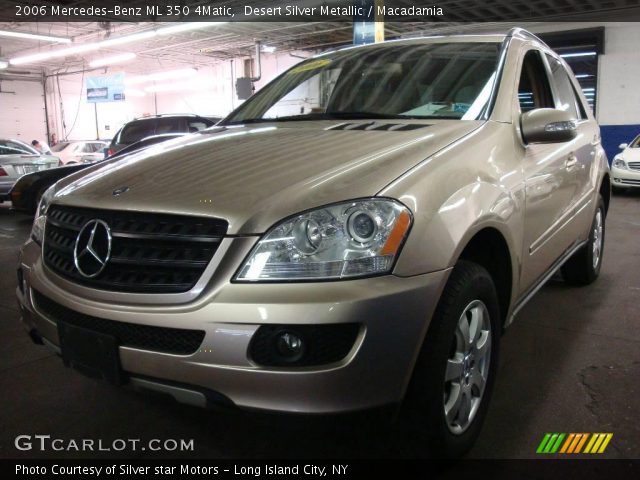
17 29 610 457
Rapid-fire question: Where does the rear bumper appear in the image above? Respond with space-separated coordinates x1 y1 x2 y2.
17 238 449 414
0 179 17 200
611 165 640 187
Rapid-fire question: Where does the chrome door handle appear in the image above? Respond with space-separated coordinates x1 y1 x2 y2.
565 155 578 170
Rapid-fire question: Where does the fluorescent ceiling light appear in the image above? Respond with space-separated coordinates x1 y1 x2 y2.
89 52 136 68
157 22 226 36
127 68 197 85
560 52 596 58
0 60 8 69
10 23 226 66
261 45 277 53
11 42 109 65
98 30 158 48
574 74 592 78
0 29 71 43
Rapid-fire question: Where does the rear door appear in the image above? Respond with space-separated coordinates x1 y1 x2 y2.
519 49 579 292
545 54 596 213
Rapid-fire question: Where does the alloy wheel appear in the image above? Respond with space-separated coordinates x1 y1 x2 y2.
592 209 603 270
443 300 492 435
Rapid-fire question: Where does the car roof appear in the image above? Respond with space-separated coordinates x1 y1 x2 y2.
131 114 207 121
314 28 548 56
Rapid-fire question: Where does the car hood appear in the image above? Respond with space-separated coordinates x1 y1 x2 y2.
52 120 482 234
621 147 640 162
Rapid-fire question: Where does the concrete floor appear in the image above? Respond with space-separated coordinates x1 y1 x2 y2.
0 193 638 460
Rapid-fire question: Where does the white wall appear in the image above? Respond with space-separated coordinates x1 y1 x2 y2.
597 24 640 125
0 79 47 143
43 51 311 142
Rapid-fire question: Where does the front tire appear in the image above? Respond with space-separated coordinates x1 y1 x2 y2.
561 196 605 286
397 260 501 458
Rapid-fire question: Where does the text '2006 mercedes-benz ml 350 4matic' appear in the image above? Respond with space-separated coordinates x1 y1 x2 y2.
17 28 610 457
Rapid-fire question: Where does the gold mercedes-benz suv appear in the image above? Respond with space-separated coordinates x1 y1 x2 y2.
17 28 610 457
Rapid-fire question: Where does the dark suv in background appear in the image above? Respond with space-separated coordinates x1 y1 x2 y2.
106 114 219 156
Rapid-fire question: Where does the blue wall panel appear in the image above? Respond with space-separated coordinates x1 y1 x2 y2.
600 124 640 163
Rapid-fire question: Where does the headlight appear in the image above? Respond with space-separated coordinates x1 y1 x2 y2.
613 156 626 169
235 198 412 282
30 186 55 245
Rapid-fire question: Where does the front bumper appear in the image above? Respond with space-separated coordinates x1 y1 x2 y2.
611 164 640 188
17 238 449 414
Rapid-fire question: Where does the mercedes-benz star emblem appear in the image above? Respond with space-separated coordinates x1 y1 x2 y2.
73 219 112 278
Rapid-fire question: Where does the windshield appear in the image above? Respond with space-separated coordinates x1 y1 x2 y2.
51 142 70 152
630 135 640 148
223 42 501 125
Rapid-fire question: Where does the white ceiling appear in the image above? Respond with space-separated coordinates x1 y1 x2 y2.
0 0 639 76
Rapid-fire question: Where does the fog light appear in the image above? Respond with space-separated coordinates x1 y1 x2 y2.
276 331 305 360
249 323 360 367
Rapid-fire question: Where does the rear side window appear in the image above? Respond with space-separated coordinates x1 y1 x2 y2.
569 79 589 120
545 55 580 120
155 117 184 134
117 120 157 145
0 140 38 155
518 50 554 112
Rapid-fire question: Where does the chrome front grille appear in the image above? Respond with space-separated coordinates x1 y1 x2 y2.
43 205 228 293
627 162 640 171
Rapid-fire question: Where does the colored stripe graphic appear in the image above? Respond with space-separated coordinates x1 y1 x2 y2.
536 433 566 453
575 433 589 453
536 433 552 453
538 433 613 454
559 433 575 453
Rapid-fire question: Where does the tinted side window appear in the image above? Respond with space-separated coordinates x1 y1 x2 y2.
545 55 579 119
155 117 184 134
117 120 157 145
0 140 38 155
518 51 554 112
569 79 588 120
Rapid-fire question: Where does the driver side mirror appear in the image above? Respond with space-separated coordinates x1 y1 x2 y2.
521 108 577 144
619 143 628 150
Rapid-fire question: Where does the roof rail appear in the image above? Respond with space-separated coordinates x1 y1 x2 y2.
507 27 549 47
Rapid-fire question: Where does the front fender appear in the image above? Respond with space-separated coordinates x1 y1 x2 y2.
392 181 523 280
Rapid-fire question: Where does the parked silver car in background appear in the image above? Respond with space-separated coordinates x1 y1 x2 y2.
51 140 108 165
0 139 59 201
